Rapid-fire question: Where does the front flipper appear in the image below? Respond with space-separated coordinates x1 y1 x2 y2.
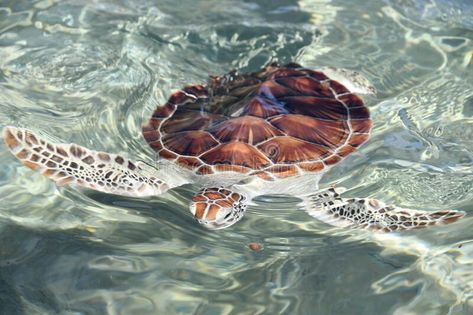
189 187 248 230
3 126 169 197
304 187 465 232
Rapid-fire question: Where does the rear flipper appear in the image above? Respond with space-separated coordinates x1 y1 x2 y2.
3 126 169 197
304 187 465 232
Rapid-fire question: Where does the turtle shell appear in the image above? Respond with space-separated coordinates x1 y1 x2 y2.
142 62 372 180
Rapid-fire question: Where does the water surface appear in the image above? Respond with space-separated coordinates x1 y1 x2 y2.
0 0 473 314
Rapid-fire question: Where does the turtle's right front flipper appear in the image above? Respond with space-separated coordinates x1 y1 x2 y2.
3 126 169 197
304 187 465 232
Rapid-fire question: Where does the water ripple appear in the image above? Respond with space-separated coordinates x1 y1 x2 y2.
0 0 473 314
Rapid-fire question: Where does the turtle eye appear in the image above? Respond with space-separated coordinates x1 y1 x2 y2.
215 206 233 221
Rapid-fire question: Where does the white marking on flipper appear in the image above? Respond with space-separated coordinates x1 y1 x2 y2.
3 126 170 197
304 187 465 232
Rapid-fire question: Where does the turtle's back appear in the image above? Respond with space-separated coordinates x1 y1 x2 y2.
142 63 372 180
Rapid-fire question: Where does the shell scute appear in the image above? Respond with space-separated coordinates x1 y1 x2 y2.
162 131 218 156
329 80 350 95
183 85 207 98
161 110 227 134
142 130 160 143
143 63 372 178
214 164 251 174
300 69 329 81
196 165 213 175
324 155 342 165
349 106 370 119
201 142 271 169
148 140 163 151
266 165 300 178
348 133 370 147
229 84 258 98
176 156 202 170
240 96 288 118
270 68 305 79
211 116 283 144
350 119 372 133
281 96 348 120
276 76 333 98
159 149 177 159
337 145 357 157
152 104 175 118
168 91 196 105
269 114 349 149
257 80 294 99
339 93 364 108
299 161 325 172
258 136 331 163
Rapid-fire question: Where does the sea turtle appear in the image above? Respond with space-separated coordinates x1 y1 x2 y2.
3 62 465 232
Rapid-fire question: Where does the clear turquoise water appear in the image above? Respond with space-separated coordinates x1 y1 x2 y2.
0 0 472 314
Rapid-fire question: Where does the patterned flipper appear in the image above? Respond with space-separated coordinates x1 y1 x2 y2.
304 187 465 232
3 126 169 197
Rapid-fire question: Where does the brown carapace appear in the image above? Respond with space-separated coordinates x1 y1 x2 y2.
142 62 372 180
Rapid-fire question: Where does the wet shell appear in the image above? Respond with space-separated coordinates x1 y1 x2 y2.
142 62 372 179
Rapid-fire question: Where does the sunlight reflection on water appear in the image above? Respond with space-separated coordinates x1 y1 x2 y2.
0 0 472 314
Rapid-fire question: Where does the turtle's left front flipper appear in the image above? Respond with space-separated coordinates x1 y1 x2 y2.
304 187 465 232
3 126 169 197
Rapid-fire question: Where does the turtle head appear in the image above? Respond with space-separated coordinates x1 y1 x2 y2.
189 187 248 230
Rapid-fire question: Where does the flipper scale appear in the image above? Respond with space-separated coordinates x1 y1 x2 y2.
3 126 168 197
305 187 465 232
